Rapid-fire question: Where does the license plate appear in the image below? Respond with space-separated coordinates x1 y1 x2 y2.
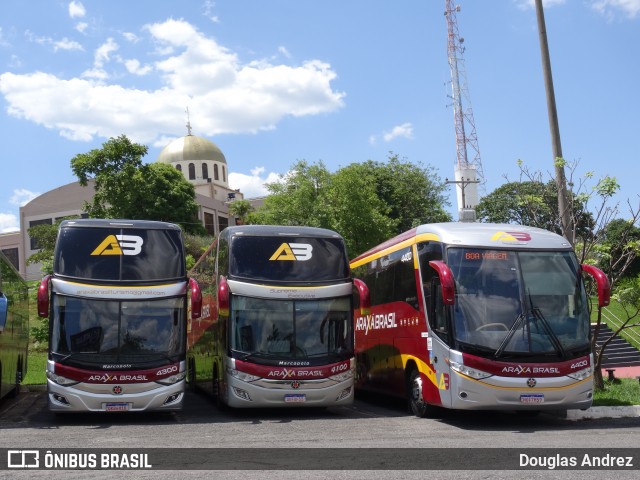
284 394 306 403
104 402 130 412
520 394 544 404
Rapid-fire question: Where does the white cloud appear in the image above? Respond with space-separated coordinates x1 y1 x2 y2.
382 123 414 142
93 38 119 69
591 0 640 18
69 1 86 19
124 58 153 76
278 46 292 59
10 189 40 206
122 32 140 43
0 19 344 144
75 22 89 34
228 168 281 198
53 38 84 52
0 213 19 233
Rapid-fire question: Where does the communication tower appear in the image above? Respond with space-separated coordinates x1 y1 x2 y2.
444 1 484 220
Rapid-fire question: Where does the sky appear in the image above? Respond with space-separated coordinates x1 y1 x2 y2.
1 0 639 233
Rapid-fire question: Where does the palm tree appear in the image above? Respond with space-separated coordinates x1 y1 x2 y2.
228 200 254 225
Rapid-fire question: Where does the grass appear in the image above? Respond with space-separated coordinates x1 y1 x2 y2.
23 350 47 385
592 378 640 407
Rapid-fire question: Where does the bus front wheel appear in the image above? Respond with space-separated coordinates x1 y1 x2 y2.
408 368 431 418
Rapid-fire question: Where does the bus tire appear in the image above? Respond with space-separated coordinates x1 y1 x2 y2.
187 358 196 391
408 368 431 418
11 358 22 398
212 364 225 410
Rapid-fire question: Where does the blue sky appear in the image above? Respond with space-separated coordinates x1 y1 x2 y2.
1 0 639 233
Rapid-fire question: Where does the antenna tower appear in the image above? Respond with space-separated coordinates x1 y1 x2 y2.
445 1 484 216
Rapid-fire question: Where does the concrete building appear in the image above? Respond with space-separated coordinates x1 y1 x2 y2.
4 133 247 280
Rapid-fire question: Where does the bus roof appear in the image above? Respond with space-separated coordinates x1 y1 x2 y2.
351 222 573 266
59 219 182 231
221 225 344 239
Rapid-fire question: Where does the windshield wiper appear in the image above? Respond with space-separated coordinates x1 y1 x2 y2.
530 307 567 359
494 312 526 359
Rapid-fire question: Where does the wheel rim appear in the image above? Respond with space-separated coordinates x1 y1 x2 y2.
412 374 423 404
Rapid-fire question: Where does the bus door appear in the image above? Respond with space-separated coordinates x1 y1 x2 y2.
426 278 453 408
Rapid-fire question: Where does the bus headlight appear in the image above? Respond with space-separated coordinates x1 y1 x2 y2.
228 368 260 383
329 370 354 382
46 370 80 386
567 366 593 381
449 360 492 380
156 371 186 385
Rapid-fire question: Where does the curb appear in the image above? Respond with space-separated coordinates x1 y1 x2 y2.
566 405 640 420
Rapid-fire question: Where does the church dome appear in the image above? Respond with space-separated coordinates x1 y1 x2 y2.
157 134 227 165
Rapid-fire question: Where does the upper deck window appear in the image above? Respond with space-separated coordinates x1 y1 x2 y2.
54 227 185 282
229 235 349 283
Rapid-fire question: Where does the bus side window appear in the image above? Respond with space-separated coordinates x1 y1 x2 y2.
430 280 449 344
417 241 442 316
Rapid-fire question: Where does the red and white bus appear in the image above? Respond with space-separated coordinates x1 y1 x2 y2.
187 225 369 408
38 219 201 412
349 222 610 416
0 250 29 401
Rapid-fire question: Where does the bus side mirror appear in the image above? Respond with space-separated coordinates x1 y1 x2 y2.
354 278 370 315
189 277 202 319
581 264 611 307
218 276 230 317
429 260 455 305
38 275 51 318
0 292 7 330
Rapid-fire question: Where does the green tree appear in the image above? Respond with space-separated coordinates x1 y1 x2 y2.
27 217 78 274
70 135 204 234
327 163 396 256
475 180 594 239
251 156 449 256
228 199 254 225
363 155 451 233
594 219 640 284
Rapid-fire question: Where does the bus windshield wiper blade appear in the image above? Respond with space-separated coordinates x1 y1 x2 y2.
494 312 526 359
530 307 567 359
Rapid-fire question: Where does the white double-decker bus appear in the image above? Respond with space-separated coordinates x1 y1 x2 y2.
188 225 369 408
38 219 201 412
350 222 610 416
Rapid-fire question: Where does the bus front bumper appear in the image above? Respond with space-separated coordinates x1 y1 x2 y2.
224 376 354 408
47 379 186 413
448 372 593 411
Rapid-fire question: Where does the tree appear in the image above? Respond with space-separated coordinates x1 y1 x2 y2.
228 200 254 225
475 180 594 238
327 163 396 256
593 219 640 284
27 217 77 274
363 154 451 233
250 156 450 257
253 160 333 228
71 135 204 234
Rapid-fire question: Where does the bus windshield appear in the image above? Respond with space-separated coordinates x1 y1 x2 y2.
446 248 590 357
50 295 186 367
230 296 353 362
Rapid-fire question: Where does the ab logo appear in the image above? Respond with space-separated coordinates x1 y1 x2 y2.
269 243 313 261
491 231 531 242
91 235 144 256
